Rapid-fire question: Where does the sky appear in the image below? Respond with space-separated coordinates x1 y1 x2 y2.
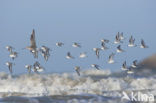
0 0 156 74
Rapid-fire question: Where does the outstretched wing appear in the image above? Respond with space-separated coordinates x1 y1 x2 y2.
30 29 37 48
141 39 145 47
109 53 114 60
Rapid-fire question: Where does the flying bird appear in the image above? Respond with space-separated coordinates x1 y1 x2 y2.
114 32 122 44
116 45 124 53
56 42 64 47
74 66 81 76
93 48 100 59
101 42 108 50
128 36 136 47
121 61 128 71
66 52 74 59
5 62 14 74
40 46 51 61
140 39 148 48
101 39 109 43
72 42 81 48
79 52 87 58
25 65 32 74
108 53 115 64
131 60 138 68
9 51 18 60
91 64 100 70
127 68 134 74
6 46 14 53
26 29 38 58
33 61 45 73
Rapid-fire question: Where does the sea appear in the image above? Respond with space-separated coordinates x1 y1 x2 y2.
0 69 155 103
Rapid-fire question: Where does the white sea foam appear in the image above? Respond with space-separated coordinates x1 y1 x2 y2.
0 69 156 99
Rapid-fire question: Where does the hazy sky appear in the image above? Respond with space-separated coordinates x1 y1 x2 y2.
0 0 156 74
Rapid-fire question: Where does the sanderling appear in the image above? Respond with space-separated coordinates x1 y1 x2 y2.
93 48 100 59
26 29 38 58
25 65 32 74
72 42 81 48
6 46 14 53
128 36 136 47
79 52 87 58
91 64 100 70
5 62 14 74
108 53 115 64
66 52 74 59
121 61 128 71
56 42 64 47
140 39 148 48
114 32 121 44
101 42 108 50
131 60 138 68
74 66 81 76
116 45 124 53
9 51 18 60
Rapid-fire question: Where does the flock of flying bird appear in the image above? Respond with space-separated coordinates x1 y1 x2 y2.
4 29 149 76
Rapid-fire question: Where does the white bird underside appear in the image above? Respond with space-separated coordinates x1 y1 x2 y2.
128 44 136 47
9 54 17 58
140 45 147 48
114 41 120 44
108 59 114 64
127 70 134 74
72 44 78 47
66 56 73 59
121 67 128 71
116 49 123 53
37 68 44 72
32 68 44 72
79 53 87 58
131 64 137 68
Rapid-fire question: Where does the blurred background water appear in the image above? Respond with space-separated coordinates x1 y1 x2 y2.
0 0 156 74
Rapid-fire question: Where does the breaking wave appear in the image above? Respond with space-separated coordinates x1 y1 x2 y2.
0 69 156 103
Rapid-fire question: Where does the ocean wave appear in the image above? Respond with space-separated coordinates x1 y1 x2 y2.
0 69 156 99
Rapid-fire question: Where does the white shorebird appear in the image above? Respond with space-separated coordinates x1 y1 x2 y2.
93 48 100 59
40 46 51 61
101 42 108 50
33 61 44 73
128 36 136 47
9 51 18 60
5 62 14 74
66 52 74 59
108 53 115 64
25 65 32 74
121 61 128 71
74 66 81 76
101 39 109 43
26 29 38 58
79 52 87 58
40 46 51 52
40 51 49 61
6 46 14 53
91 64 100 70
127 68 134 74
116 45 124 53
56 42 64 47
114 32 121 44
72 42 81 48
131 60 138 68
140 39 148 48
